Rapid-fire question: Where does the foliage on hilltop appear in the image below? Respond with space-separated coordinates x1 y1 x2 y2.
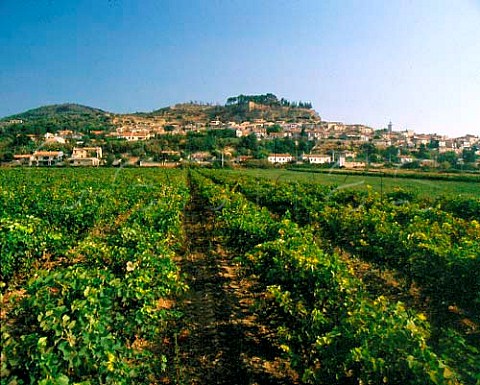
215 93 317 123
5 103 107 119
0 103 114 136
142 94 319 123
226 93 312 109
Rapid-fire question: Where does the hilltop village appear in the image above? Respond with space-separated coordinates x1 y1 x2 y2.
1 94 479 170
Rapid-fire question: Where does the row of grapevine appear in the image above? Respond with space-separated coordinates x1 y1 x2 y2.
1 169 189 384
0 169 171 287
0 215 68 286
208 171 480 318
203 170 480 384
190 171 459 385
434 195 480 221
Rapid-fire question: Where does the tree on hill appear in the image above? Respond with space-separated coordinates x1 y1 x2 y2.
1 104 114 136
437 151 458 167
225 94 312 109
267 124 283 134
415 144 431 159
357 142 379 163
226 93 280 106
237 133 259 156
462 146 478 164
381 145 400 163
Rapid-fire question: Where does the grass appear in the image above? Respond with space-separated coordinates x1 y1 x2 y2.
225 168 480 199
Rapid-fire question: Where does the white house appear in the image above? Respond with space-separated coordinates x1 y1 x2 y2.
30 151 64 166
44 132 66 144
267 153 294 164
399 155 414 164
117 131 152 141
302 154 332 164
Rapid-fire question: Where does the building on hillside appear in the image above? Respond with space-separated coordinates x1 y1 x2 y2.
326 122 346 132
90 130 106 136
235 155 254 164
209 120 222 127
399 155 414 164
413 135 430 146
438 140 456 153
26 134 38 142
57 130 73 137
235 129 245 137
9 119 24 124
325 152 347 167
308 128 329 140
117 131 152 141
302 154 332 164
343 161 366 169
252 127 267 139
30 151 64 166
267 153 294 164
13 154 32 165
190 151 213 163
44 132 66 144
268 132 289 139
71 147 103 166
372 137 392 148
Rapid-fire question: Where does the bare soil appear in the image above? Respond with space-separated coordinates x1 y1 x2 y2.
166 188 298 385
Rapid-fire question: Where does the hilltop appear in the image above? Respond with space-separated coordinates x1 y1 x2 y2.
6 103 107 118
143 93 318 121
0 103 114 135
0 94 319 136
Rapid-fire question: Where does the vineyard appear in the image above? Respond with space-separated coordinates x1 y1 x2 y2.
1 168 479 384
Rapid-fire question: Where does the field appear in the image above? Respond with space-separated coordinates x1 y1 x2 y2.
1 168 479 385
228 168 480 199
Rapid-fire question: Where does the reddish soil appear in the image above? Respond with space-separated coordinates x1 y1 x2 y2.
167 191 298 385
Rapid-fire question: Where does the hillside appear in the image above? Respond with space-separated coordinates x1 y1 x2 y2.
0 103 114 135
204 101 319 123
4 103 107 119
0 94 321 136
139 94 320 124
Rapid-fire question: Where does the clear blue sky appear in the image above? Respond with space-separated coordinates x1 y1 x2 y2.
1 0 479 137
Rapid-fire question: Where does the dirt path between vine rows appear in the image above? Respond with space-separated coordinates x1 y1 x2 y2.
168 186 298 385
